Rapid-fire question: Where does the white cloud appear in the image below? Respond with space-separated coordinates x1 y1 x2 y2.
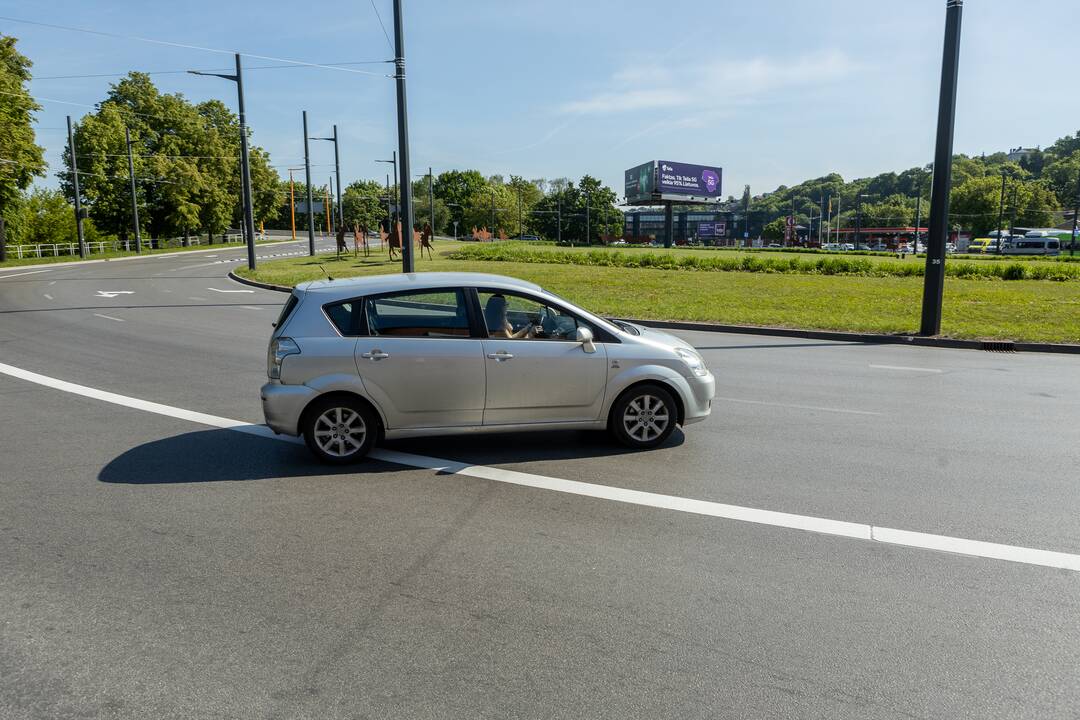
559 50 858 116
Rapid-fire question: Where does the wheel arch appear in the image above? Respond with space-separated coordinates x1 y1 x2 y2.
606 379 685 429
298 390 387 440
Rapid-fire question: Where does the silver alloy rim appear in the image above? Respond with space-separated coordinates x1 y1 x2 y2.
313 407 367 457
623 394 669 443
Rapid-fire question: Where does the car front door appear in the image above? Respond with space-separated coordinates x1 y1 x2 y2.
354 288 485 429
476 289 608 425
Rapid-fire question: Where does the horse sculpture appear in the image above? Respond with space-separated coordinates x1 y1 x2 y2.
419 223 434 260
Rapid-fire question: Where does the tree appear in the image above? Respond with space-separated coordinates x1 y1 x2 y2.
1042 150 1080 209
341 179 385 231
61 73 280 241
12 187 108 246
762 218 787 241
433 169 486 233
0 35 46 237
949 175 1060 236
529 175 622 243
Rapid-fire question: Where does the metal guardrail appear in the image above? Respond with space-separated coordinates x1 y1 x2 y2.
6 234 246 259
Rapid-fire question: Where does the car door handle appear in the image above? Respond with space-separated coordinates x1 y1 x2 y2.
487 351 514 361
361 350 390 360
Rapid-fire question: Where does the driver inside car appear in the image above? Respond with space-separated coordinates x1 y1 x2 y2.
483 294 538 338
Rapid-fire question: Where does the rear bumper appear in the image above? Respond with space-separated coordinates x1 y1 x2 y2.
261 382 317 436
681 372 715 426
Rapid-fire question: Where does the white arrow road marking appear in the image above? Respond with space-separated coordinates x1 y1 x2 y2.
0 359 1078 574
206 287 255 293
95 290 135 298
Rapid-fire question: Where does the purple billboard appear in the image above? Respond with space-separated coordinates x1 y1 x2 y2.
657 161 723 200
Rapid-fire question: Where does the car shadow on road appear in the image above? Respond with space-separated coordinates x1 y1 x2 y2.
98 427 677 485
383 428 684 468
97 428 403 484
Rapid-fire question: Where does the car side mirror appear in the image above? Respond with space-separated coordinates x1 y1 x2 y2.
573 327 596 354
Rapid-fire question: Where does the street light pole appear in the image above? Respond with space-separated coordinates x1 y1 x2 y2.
188 54 257 269
392 0 415 272
302 111 315 256
920 0 963 336
288 169 296 240
996 170 1007 254
557 195 562 245
66 115 86 258
1070 168 1079 256
428 167 434 237
518 188 523 240
125 125 141 254
585 191 590 246
490 188 496 238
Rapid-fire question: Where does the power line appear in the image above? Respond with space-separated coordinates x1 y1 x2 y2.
369 0 394 52
33 60 394 81
0 15 392 77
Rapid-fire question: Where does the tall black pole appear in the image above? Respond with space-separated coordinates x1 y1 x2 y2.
234 54 257 270
920 0 963 336
663 201 673 248
557 196 562 244
490 189 495 238
125 126 142 254
302 111 315 256
428 166 434 237
0 216 7 263
1070 169 1079 256
995 170 1006 253
743 185 750 248
585 192 590 246
67 115 86 258
385 174 391 230
393 0 415 272
854 194 863 250
333 125 343 232
517 189 523 240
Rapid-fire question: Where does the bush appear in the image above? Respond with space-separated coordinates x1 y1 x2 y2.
445 242 1080 281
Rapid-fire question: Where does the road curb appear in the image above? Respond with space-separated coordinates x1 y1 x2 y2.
228 271 292 293
230 272 1080 356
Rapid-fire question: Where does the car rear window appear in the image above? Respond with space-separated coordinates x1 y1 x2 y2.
365 290 470 338
323 300 364 336
275 293 300 329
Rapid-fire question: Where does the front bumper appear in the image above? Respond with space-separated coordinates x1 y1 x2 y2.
681 371 715 426
261 381 317 436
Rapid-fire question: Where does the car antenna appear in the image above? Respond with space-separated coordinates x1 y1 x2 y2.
317 264 333 281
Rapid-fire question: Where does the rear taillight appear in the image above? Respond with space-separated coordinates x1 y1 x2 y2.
268 337 300 379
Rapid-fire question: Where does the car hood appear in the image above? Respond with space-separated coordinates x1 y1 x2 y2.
618 322 692 352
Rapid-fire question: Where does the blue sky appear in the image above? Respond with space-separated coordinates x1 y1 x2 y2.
7 0 1079 199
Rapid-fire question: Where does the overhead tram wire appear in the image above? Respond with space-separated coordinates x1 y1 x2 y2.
33 61 394 81
0 15 394 77
369 0 395 52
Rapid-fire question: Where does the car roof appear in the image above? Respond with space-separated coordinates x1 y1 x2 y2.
296 271 544 298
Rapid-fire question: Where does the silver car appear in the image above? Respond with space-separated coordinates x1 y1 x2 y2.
261 272 715 463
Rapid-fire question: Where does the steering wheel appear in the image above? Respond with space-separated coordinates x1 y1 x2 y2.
537 306 559 337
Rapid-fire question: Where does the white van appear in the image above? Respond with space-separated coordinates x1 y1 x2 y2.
1001 235 1061 256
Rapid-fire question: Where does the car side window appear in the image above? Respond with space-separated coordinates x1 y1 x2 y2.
364 289 471 338
478 290 589 341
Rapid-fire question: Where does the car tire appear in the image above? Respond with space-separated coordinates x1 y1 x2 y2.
302 396 377 464
609 384 677 449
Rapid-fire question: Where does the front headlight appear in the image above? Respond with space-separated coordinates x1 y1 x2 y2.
675 347 708 377
268 337 300 379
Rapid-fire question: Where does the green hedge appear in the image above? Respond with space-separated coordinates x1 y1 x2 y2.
447 244 1080 281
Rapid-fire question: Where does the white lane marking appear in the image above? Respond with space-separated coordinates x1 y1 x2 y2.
43 293 54 300
0 268 55 279
715 396 882 416
206 287 254 293
240 306 262 310
95 290 135 298
0 361 1076 573
92 313 124 322
187 296 208 301
869 364 943 374
48 281 57 286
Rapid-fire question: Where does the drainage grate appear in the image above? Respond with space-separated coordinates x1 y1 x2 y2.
981 341 1015 352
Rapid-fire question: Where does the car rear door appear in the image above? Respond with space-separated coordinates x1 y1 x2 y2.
354 287 486 429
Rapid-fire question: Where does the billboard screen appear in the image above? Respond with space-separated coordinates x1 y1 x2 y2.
624 161 656 204
696 221 726 238
657 161 722 200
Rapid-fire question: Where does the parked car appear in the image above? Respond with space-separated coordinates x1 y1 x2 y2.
839 243 855 251
766 242 782 248
520 234 540 242
262 272 716 463
868 243 890 252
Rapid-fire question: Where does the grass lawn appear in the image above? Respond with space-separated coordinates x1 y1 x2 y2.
237 241 1080 344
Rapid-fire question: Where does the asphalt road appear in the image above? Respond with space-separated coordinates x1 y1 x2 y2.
2 241 1079 719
